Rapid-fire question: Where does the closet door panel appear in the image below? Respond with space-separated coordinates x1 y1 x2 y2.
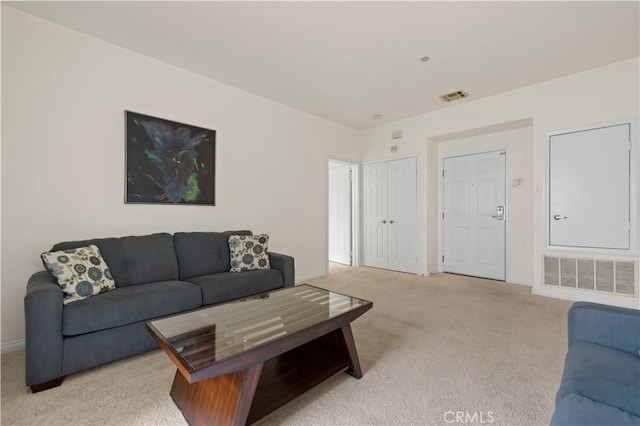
549 124 630 249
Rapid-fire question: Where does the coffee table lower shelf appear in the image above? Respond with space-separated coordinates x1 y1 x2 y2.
169 325 362 425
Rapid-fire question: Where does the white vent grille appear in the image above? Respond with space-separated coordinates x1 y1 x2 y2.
440 90 469 102
544 256 637 296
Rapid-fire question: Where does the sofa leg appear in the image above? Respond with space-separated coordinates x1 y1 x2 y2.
30 377 64 393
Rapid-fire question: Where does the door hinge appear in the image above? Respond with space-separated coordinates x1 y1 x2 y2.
442 212 445 220
630 142 632 152
442 255 445 262
442 170 445 177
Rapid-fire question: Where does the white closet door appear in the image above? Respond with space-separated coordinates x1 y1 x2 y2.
363 158 418 273
363 162 388 268
549 124 631 249
443 151 506 280
388 158 418 273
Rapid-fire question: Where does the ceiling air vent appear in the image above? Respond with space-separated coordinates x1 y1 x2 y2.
440 90 469 102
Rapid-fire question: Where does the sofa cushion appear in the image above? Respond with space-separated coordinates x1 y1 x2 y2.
63 320 159 377
52 233 179 287
556 341 640 417
62 280 202 336
568 302 640 356
41 245 116 305
174 231 252 279
229 234 270 272
187 269 283 305
551 393 640 426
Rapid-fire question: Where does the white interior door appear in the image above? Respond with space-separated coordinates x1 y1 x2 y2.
363 158 418 273
388 158 418 273
443 151 506 280
549 124 631 249
363 162 388 268
328 162 352 265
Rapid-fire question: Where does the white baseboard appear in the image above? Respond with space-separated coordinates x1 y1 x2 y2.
532 285 640 310
296 273 327 284
507 279 532 287
1 339 25 353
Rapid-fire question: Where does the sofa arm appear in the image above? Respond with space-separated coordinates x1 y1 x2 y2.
568 302 640 356
24 271 64 388
268 252 295 287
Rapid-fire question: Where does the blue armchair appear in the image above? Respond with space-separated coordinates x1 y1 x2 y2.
551 302 640 425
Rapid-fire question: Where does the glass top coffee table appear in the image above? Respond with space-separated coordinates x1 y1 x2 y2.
146 284 373 425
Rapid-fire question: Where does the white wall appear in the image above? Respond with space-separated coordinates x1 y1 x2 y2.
362 57 640 303
3 6 639 348
0 7 361 346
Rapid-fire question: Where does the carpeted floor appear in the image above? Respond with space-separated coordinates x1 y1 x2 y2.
1 265 572 426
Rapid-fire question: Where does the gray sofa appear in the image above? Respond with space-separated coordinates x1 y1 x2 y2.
24 231 294 393
551 302 640 425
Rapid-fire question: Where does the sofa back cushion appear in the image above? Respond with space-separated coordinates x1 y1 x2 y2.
51 233 179 287
174 231 252 280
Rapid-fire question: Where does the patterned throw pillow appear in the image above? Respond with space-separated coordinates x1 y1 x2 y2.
229 234 271 272
41 245 117 305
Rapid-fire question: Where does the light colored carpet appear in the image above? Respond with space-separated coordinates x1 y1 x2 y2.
1 265 572 426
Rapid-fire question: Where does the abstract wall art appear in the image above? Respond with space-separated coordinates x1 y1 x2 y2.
125 111 215 205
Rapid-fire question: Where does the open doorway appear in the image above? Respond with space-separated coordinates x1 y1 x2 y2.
328 160 357 266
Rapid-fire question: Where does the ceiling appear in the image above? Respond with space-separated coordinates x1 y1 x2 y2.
6 1 639 129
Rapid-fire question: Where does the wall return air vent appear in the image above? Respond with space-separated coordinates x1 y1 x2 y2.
440 90 469 102
544 255 637 297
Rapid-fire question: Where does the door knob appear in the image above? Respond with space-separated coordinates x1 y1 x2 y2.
553 215 568 220
389 220 395 224
381 220 387 224
492 205 505 220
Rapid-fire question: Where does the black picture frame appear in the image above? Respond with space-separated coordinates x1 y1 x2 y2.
125 111 215 205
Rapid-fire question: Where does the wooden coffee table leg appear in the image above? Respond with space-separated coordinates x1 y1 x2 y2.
340 324 363 379
170 363 264 426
